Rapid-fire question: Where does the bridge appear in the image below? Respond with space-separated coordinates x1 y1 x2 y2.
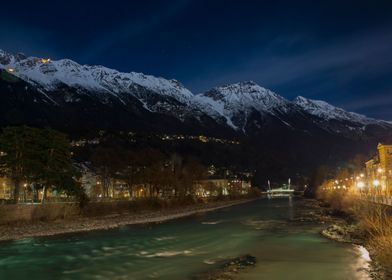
266 188 295 194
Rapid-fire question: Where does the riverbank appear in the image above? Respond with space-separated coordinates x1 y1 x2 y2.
308 197 390 279
0 198 256 242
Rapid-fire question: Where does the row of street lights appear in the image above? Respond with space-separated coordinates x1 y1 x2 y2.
325 168 390 197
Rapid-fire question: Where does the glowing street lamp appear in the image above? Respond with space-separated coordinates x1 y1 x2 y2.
357 181 365 189
373 180 380 187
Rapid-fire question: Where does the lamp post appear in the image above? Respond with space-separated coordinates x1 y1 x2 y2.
357 181 365 196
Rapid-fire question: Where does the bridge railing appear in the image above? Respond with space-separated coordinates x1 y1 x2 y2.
359 193 392 206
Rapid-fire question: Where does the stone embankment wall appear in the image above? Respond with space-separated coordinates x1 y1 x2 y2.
0 203 80 224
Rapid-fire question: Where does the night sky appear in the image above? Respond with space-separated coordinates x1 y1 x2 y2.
1 0 392 119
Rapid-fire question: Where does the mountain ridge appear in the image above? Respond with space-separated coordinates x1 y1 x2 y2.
0 48 391 138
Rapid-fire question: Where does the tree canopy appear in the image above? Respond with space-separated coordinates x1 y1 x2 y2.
0 126 85 204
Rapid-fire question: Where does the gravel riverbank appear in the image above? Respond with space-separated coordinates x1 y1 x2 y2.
0 199 256 242
306 199 387 279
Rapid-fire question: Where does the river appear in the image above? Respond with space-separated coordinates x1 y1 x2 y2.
0 198 372 279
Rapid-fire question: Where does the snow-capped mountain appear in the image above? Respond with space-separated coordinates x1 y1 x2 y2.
194 81 296 130
294 96 380 125
0 49 391 140
0 49 200 121
194 82 392 136
0 50 193 100
292 95 392 138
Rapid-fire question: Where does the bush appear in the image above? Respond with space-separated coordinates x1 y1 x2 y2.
369 236 392 274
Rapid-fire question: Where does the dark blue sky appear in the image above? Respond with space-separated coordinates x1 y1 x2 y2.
1 0 392 119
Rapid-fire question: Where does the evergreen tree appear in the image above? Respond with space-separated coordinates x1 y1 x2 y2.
35 128 81 203
0 126 86 204
0 126 42 203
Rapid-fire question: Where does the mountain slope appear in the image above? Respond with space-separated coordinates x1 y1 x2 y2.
0 48 391 141
0 50 211 122
294 96 382 125
194 81 295 131
0 49 234 136
293 96 392 138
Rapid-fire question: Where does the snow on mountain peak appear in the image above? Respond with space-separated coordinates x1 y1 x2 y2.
194 81 293 130
293 95 377 124
0 49 193 104
203 81 289 110
1 49 390 133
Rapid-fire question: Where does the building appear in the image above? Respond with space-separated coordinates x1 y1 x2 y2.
193 176 252 198
365 143 392 195
227 178 252 195
194 179 229 197
377 144 392 173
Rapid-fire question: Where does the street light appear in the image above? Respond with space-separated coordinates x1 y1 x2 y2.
373 180 380 187
357 181 365 189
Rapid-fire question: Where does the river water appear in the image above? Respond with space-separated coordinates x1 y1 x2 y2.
0 198 372 279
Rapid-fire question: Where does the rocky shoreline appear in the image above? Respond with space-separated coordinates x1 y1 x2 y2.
305 199 387 280
0 198 256 242
192 198 382 280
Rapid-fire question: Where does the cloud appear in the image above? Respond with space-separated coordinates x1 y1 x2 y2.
183 27 392 120
342 91 392 111
188 28 392 93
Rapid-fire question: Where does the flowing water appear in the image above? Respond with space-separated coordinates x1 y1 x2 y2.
0 198 372 279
